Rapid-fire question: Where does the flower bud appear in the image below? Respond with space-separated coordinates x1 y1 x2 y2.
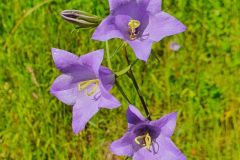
61 10 101 28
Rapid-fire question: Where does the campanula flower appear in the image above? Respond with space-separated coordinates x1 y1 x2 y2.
92 0 186 61
169 41 181 51
50 48 121 134
110 105 186 160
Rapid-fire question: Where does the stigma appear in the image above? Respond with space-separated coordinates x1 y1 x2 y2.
78 79 99 96
134 133 152 150
128 19 140 41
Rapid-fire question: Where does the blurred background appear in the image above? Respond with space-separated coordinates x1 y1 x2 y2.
0 0 240 159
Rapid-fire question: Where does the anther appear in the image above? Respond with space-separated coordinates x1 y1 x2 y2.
128 19 140 41
78 79 99 96
134 132 152 150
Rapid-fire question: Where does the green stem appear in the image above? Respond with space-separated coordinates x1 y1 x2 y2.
105 41 112 70
115 79 131 104
123 46 151 120
110 41 125 58
106 41 131 104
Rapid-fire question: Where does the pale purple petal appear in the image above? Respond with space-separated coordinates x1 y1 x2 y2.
72 95 99 134
127 40 153 61
92 16 125 41
133 147 161 160
78 49 104 75
147 12 186 41
114 14 132 39
99 66 115 90
133 135 186 160
127 105 146 125
156 135 186 160
51 48 78 73
150 112 177 137
145 0 162 14
111 0 147 20
110 132 134 157
108 0 131 12
68 65 96 82
99 83 121 109
50 74 78 105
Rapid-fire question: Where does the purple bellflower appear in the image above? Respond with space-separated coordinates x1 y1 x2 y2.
92 0 186 61
110 105 186 160
169 41 181 51
50 48 121 134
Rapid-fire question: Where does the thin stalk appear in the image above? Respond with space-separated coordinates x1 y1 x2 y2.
106 41 131 104
105 41 112 70
115 79 131 104
110 41 125 58
123 46 151 120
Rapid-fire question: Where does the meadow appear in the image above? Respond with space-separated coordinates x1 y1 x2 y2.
0 0 240 159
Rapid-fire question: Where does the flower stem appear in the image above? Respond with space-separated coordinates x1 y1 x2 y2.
115 79 131 104
110 41 125 58
105 41 112 70
106 41 131 104
123 46 151 120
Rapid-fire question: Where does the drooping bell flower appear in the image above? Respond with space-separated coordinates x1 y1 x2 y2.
50 48 121 134
92 0 186 61
110 105 186 160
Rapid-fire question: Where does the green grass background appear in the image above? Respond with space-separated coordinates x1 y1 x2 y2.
0 0 240 159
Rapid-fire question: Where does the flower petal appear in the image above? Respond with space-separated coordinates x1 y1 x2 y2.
133 147 161 160
114 14 132 39
150 112 177 137
110 132 134 157
110 0 148 21
78 49 104 76
92 16 125 41
72 95 99 134
127 105 146 126
147 12 186 41
99 83 121 109
133 136 186 160
99 66 115 90
51 48 78 73
108 0 131 12
157 135 186 160
145 0 162 14
50 74 78 105
127 39 153 61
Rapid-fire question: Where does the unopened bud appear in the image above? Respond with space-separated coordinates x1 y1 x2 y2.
61 10 101 28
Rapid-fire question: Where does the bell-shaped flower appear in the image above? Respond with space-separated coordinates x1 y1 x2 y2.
110 105 186 160
50 48 121 134
92 0 186 61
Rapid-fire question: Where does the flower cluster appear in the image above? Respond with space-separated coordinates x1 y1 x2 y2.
51 0 186 159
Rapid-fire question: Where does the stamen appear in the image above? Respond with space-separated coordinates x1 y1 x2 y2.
145 133 151 150
78 79 99 96
134 133 152 150
128 19 141 41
